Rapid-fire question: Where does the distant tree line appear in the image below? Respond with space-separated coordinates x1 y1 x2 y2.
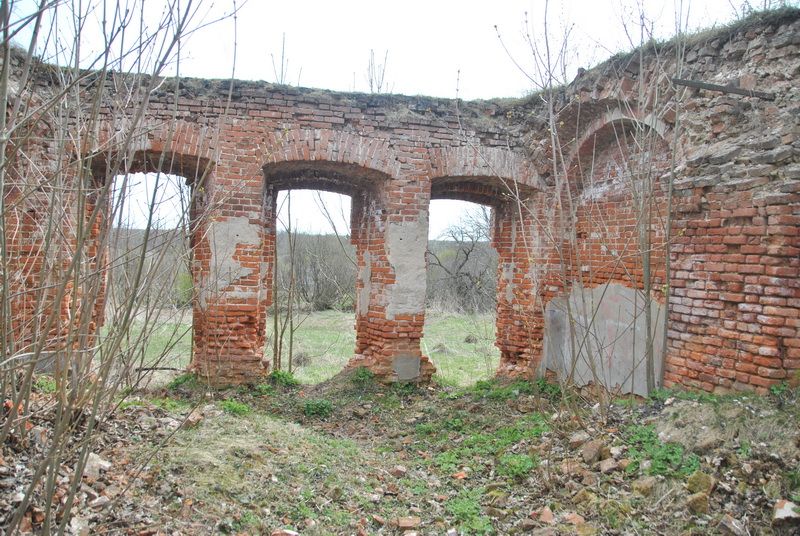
110 209 498 315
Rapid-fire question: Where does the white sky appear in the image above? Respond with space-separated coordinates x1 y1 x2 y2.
15 0 775 236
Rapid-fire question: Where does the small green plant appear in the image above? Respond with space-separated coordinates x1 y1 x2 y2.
471 379 534 400
649 388 671 402
152 397 192 412
303 399 333 418
118 399 148 410
391 381 418 396
434 449 467 473
269 369 300 388
252 383 275 396
232 510 260 530
623 424 699 477
535 377 561 399
786 467 800 493
444 417 467 431
220 399 251 416
445 488 493 534
351 366 375 387
33 375 56 394
770 382 789 396
497 453 538 479
737 440 752 459
167 372 198 391
415 423 436 436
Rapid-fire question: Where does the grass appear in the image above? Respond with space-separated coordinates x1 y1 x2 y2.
127 309 500 387
303 399 334 418
101 309 193 369
424 311 499 387
623 424 700 477
220 399 252 416
278 309 499 386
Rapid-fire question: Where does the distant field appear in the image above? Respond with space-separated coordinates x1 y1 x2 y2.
287 309 499 385
117 309 499 386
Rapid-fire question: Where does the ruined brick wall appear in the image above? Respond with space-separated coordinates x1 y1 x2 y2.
83 73 534 384
3 9 798 392
664 15 800 393
530 10 800 393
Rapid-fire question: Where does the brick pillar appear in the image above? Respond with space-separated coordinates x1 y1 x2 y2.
347 181 436 382
493 200 541 378
190 172 268 385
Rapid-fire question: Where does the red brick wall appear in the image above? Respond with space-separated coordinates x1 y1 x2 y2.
4 11 798 391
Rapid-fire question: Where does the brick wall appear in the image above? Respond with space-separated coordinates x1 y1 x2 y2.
3 10 798 391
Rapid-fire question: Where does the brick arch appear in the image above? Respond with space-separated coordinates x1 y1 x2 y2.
94 119 218 178
429 146 539 189
261 128 402 180
262 160 391 196
430 176 538 206
566 108 670 181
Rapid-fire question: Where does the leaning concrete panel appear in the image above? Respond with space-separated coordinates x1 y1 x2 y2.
543 283 665 396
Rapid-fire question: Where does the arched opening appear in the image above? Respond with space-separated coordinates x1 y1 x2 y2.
269 189 356 383
425 197 499 386
541 118 671 396
94 151 210 388
262 161 387 384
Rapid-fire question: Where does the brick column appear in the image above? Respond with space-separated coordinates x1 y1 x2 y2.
190 171 269 385
493 199 542 377
347 181 436 382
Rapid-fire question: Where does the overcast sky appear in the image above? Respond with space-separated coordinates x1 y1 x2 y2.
15 0 770 236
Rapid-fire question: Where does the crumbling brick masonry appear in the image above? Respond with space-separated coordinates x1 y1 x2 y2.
3 11 798 393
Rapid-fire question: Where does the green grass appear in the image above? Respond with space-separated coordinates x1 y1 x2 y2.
220 399 252 416
445 488 493 534
100 311 193 369
623 424 700 477
33 375 57 394
118 309 500 387
275 310 357 384
497 453 539 479
279 309 498 386
303 399 334 418
424 311 499 387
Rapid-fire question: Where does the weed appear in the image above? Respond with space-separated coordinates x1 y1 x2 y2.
415 423 436 436
167 372 198 391
233 510 260 530
269 370 300 388
391 382 418 397
497 453 538 479
33 375 56 394
444 417 467 431
446 488 493 534
351 366 375 387
303 399 334 418
434 449 468 473
252 383 275 396
152 397 192 412
737 440 752 459
535 377 561 399
786 467 800 492
119 399 148 410
220 399 252 416
623 424 700 477
649 388 671 402
471 379 534 400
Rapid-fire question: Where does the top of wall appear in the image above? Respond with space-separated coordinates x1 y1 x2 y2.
5 7 799 164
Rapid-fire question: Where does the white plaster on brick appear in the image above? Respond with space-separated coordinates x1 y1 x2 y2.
385 218 428 319
200 217 261 306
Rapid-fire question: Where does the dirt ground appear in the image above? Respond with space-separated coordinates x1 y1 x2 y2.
3 371 799 535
